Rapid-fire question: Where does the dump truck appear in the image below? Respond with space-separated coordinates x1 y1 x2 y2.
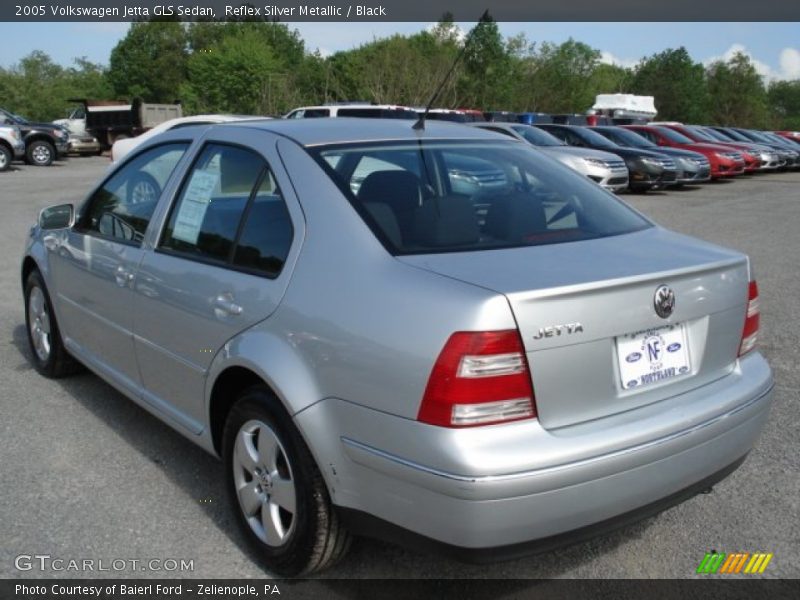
58 99 183 150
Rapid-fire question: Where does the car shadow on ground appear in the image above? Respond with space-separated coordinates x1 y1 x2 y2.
10 323 657 580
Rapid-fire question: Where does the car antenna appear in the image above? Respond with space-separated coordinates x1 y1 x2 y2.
413 9 490 131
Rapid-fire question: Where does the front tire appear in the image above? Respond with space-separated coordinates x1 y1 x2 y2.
222 387 351 576
26 140 55 167
24 270 82 377
0 144 11 171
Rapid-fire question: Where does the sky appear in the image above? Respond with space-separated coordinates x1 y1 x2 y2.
0 21 798 81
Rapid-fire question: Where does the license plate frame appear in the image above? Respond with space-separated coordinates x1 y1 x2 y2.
616 323 691 391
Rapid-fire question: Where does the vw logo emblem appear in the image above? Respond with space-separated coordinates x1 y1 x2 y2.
654 285 675 319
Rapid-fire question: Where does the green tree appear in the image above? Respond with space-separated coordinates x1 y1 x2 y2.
767 80 800 129
525 40 601 113
706 52 769 127
630 48 710 123
108 21 187 101
462 15 512 108
182 28 286 115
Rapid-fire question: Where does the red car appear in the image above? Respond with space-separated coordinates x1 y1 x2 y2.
623 125 745 179
775 131 800 146
657 123 761 173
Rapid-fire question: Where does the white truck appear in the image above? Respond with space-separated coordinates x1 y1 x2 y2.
55 99 183 152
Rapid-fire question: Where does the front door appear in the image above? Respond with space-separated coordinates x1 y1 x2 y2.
48 142 190 393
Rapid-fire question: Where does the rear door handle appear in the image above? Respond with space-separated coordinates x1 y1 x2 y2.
214 293 243 317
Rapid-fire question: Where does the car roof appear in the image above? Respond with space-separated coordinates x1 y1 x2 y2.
224 118 512 147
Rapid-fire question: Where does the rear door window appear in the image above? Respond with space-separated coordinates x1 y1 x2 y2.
160 143 293 276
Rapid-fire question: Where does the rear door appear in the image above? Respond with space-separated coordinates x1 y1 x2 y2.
132 129 302 432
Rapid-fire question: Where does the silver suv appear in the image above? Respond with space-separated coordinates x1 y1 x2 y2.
0 124 25 171
22 119 773 575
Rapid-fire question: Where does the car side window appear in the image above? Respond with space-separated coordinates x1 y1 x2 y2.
77 143 189 245
161 144 267 263
160 143 293 276
232 172 294 278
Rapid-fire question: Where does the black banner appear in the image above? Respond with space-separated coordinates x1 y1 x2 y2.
2 0 800 22
2 579 800 600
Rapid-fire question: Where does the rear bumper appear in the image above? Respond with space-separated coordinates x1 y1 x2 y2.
295 352 773 550
338 453 748 563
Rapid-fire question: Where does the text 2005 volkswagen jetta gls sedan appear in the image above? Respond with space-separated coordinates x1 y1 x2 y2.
22 119 773 575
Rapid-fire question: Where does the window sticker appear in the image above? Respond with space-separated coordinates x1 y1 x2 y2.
171 170 219 245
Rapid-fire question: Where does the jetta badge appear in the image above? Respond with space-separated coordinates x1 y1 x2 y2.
654 285 675 319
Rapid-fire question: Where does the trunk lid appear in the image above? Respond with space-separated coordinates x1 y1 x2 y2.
399 227 750 429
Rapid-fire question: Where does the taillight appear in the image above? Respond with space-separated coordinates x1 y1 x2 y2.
417 330 536 427
738 281 760 356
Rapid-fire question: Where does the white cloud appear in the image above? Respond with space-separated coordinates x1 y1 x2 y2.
779 47 800 80
598 51 639 70
705 43 800 82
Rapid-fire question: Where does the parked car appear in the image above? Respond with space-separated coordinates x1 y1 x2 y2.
53 105 103 156
285 103 418 119
536 123 677 192
726 128 800 169
471 122 629 192
591 126 711 185
774 131 800 146
759 131 800 164
710 127 796 169
654 123 762 173
0 107 69 166
23 119 774 576
0 123 26 171
111 114 266 164
415 108 486 123
700 127 782 171
623 125 745 179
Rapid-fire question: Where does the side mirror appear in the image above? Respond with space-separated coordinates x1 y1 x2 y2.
39 204 74 230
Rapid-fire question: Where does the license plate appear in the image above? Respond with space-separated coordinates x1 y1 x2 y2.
616 324 691 390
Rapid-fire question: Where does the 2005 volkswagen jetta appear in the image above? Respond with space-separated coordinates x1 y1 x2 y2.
21 119 774 575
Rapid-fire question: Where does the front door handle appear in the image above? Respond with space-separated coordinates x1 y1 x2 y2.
115 265 135 287
214 293 243 317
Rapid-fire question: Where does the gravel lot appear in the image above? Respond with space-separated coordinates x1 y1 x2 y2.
1 157 797 581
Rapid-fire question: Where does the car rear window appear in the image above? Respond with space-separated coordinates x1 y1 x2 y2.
312 140 651 255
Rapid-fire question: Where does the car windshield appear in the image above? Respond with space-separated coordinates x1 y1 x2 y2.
722 129 751 142
703 128 734 142
687 127 716 142
0 109 24 124
510 125 566 147
312 140 651 256
573 127 620 149
654 126 694 144
595 127 655 148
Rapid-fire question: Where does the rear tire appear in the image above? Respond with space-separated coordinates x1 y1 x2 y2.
222 386 351 576
24 270 82 378
26 140 55 167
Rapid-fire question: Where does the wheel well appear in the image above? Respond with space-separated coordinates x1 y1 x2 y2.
26 135 55 147
21 257 38 290
209 366 273 455
0 140 12 153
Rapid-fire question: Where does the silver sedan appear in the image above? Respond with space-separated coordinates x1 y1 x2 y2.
21 118 773 576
